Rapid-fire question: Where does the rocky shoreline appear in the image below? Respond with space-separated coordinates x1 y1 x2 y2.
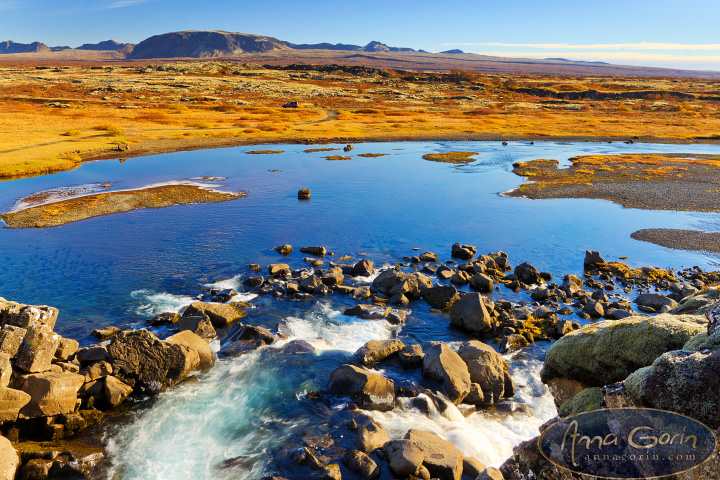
2 245 720 480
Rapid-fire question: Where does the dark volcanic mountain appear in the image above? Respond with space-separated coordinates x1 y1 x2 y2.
288 40 416 53
0 41 50 54
77 40 133 51
288 42 363 51
128 31 289 59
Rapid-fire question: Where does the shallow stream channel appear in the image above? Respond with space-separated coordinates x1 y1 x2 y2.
2 141 720 479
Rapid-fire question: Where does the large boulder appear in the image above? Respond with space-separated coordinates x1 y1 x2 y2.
356 421 390 452
457 341 512 402
560 274 583 295
107 329 200 394
15 325 60 373
343 450 380 480
352 260 374 277
355 339 404 366
448 293 493 334
451 243 476 260
4 304 58 330
182 302 246 328
422 342 471 403
0 353 10 388
104 375 133 408
176 312 216 339
636 293 677 313
405 429 463 480
55 337 79 362
421 285 460 310
165 330 215 368
469 273 493 292
382 439 425 478
328 364 395 411
541 314 705 387
20 372 84 417
0 325 26 357
0 435 19 480
0 387 31 422
514 262 541 285
625 347 720 427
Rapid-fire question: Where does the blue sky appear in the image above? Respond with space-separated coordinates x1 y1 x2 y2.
2 0 720 71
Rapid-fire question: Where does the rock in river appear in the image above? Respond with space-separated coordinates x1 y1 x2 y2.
328 364 395 411
448 293 493 334
108 329 200 394
422 342 471 404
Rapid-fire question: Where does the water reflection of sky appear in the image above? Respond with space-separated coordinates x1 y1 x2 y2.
1 141 719 340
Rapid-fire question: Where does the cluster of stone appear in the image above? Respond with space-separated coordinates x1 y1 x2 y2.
0 297 218 480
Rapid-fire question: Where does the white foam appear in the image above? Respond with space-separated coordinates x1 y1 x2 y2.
365 358 555 468
129 289 196 318
204 274 244 291
283 301 398 352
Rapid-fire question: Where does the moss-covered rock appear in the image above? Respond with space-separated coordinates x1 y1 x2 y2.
683 330 720 351
558 387 603 417
671 287 720 315
624 347 720 428
540 314 705 387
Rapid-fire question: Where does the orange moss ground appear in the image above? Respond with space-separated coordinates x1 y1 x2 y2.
509 153 720 212
1 62 720 180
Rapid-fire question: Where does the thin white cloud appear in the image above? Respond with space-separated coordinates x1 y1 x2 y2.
107 0 150 8
447 42 720 51
477 51 720 62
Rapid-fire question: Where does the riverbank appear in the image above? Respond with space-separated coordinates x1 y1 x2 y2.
632 228 720 253
79 133 720 164
508 153 720 213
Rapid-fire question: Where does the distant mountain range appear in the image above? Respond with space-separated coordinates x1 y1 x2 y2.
0 30 438 59
1 30 718 79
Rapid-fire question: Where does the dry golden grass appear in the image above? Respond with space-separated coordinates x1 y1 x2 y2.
0 62 719 179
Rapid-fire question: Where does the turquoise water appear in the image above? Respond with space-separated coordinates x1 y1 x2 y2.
2 141 720 479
